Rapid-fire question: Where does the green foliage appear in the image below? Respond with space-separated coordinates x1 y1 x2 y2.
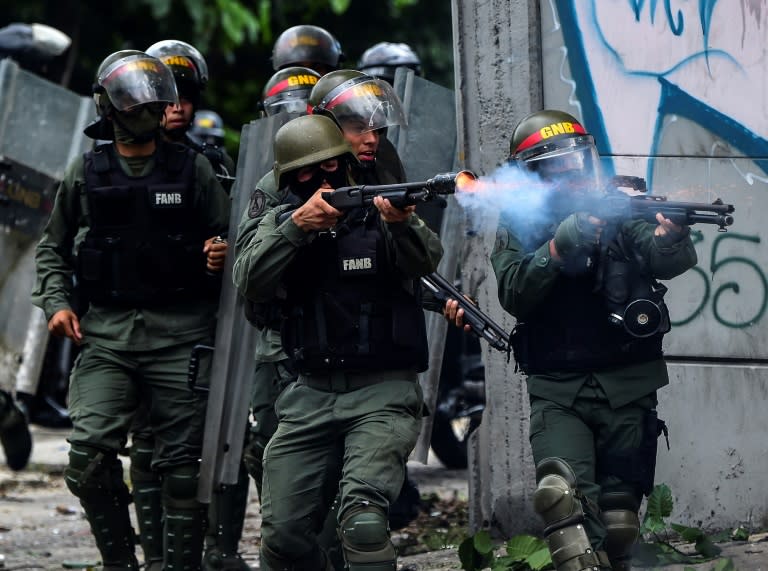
636 484 731 568
458 530 552 571
731 526 750 541
328 0 351 13
216 0 260 45
3 0 455 159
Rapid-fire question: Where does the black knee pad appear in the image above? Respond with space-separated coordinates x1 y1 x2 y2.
66 443 130 504
162 463 200 510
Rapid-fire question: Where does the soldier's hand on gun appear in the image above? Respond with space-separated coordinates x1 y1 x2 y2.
550 212 606 261
48 309 83 345
292 188 342 232
374 196 415 223
654 212 686 239
204 236 228 273
443 297 473 333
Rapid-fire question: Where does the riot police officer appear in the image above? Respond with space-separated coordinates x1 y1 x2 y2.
189 110 227 146
308 69 407 185
259 66 321 118
308 69 424 532
144 39 246 570
271 24 344 76
233 114 442 571
146 40 236 192
487 110 698 571
31 50 230 570
357 41 422 86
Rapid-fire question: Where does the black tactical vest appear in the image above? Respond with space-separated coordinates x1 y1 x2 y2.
512 227 666 373
77 142 212 306
280 210 429 374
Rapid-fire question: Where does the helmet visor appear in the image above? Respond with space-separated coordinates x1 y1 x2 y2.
319 77 407 132
99 55 178 112
262 89 312 117
518 135 602 189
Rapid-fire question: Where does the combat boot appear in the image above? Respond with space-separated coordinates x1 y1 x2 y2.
202 463 251 571
0 389 32 470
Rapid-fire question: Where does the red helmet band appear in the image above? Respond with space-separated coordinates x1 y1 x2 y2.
515 121 586 154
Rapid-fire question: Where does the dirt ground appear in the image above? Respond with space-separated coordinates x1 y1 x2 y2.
4 427 768 571
0 426 468 570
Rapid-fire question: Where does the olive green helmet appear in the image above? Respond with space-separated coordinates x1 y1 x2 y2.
509 109 602 191
272 114 357 188
509 109 588 159
308 69 407 133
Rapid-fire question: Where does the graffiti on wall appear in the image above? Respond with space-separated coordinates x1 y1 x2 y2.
543 0 767 332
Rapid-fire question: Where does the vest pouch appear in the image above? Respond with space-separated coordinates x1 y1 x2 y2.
88 185 135 228
77 247 104 282
602 256 630 305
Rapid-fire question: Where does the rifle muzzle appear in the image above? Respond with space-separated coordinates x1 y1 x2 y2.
426 170 477 194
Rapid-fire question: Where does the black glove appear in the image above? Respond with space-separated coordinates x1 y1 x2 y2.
553 212 603 259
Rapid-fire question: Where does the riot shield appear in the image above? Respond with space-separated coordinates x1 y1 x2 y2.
388 69 462 464
197 113 292 503
0 58 92 393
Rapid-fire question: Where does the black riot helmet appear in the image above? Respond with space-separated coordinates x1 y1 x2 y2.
509 109 602 192
271 25 344 75
357 42 421 85
189 109 225 147
260 66 321 117
308 69 407 134
84 50 178 140
145 39 208 107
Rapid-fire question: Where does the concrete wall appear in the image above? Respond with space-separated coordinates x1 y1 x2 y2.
453 0 768 535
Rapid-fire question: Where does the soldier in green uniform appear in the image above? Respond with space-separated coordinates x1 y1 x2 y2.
482 110 697 571
145 39 246 571
233 113 442 571
147 40 236 192
31 50 229 570
308 69 424 534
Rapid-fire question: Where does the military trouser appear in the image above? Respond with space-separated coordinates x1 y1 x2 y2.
260 373 423 570
529 380 657 552
243 358 297 498
66 341 210 570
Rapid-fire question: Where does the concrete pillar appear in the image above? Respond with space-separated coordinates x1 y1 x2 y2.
451 0 543 536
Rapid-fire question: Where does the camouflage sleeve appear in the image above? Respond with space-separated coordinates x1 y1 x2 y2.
380 213 443 278
620 219 698 279
490 222 563 319
30 159 83 321
232 205 312 303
